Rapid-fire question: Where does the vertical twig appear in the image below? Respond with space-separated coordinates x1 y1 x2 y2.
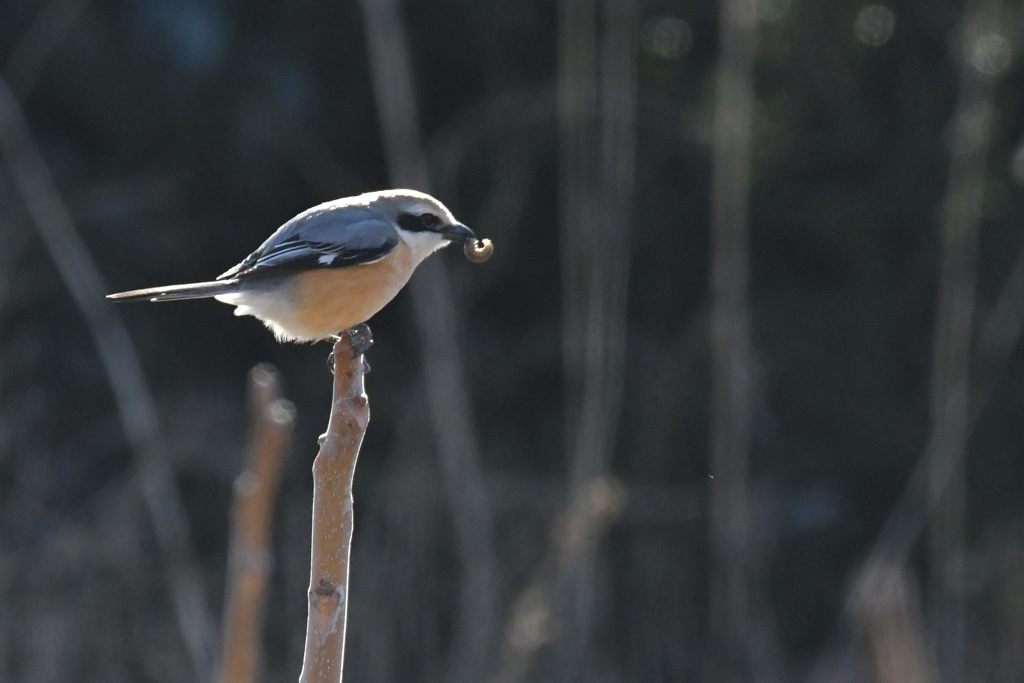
555 1 597 669
299 331 371 683
357 1 498 679
993 538 1024 681
557 0 637 677
925 1 1005 675
707 0 758 680
4 0 89 99
557 0 597 414
972 242 1024 421
824 2 1010 673
849 563 933 683
488 477 626 683
846 9 1012 569
0 75 217 680
219 365 296 683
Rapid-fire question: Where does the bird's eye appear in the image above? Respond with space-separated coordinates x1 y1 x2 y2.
397 212 441 232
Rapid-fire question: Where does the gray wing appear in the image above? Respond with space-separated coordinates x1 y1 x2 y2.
219 204 399 280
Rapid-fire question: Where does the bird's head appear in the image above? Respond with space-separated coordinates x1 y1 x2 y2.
365 189 477 261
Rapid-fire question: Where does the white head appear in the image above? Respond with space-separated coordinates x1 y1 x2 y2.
362 189 477 262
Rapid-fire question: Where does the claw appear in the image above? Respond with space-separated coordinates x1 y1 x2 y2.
347 324 374 357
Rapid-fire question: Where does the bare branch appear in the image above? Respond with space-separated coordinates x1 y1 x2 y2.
357 1 498 679
556 0 637 676
924 3 1008 675
4 0 88 98
706 0 760 680
299 332 371 683
0 75 217 680
849 563 933 683
219 364 296 683
489 476 626 683
862 1 1008 568
827 1 1009 674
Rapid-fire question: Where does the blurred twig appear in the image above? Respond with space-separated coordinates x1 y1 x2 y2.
488 476 626 683
863 5 1009 566
925 4 1007 675
0 208 32 313
219 364 295 683
834 2 1010 677
556 0 597 655
706 0 761 680
849 562 932 683
4 0 88 99
299 334 370 683
971 239 1024 422
0 75 217 680
992 535 1024 681
358 1 498 680
556 0 637 677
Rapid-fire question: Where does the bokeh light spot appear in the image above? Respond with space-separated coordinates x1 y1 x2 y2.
854 4 896 48
641 17 693 60
970 33 1012 76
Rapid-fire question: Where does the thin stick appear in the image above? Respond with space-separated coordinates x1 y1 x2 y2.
849 562 932 683
559 2 637 674
488 476 626 683
707 0 759 679
219 365 295 683
835 0 1005 651
0 75 217 679
299 329 372 683
814 2 1009 670
924 4 1005 675
357 1 498 679
4 0 88 98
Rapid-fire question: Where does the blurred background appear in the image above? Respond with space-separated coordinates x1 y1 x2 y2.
2 0 1024 681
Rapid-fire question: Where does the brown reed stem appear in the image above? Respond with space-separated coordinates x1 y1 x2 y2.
219 365 295 683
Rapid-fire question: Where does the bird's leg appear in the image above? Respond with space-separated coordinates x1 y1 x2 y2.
326 334 342 375
347 324 374 369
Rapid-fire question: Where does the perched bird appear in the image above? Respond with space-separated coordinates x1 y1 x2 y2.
107 189 479 342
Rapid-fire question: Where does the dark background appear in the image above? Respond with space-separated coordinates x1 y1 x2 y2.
2 0 1024 681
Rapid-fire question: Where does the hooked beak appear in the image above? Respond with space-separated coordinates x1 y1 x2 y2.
441 222 476 243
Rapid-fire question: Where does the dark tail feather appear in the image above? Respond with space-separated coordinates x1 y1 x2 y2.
106 279 240 303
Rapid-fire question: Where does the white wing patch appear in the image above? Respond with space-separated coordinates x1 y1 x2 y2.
317 253 336 265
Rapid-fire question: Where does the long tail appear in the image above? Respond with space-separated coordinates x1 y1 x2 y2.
106 279 240 303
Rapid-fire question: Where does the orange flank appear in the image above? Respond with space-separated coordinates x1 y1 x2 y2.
288 242 415 340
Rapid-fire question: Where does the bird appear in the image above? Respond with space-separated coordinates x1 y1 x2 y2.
107 189 480 342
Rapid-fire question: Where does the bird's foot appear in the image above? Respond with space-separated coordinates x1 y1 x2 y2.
347 324 374 358
326 334 343 374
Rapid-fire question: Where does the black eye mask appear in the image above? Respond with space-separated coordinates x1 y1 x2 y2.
397 212 441 232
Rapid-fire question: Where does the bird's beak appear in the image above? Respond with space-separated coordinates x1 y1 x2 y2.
441 222 476 243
